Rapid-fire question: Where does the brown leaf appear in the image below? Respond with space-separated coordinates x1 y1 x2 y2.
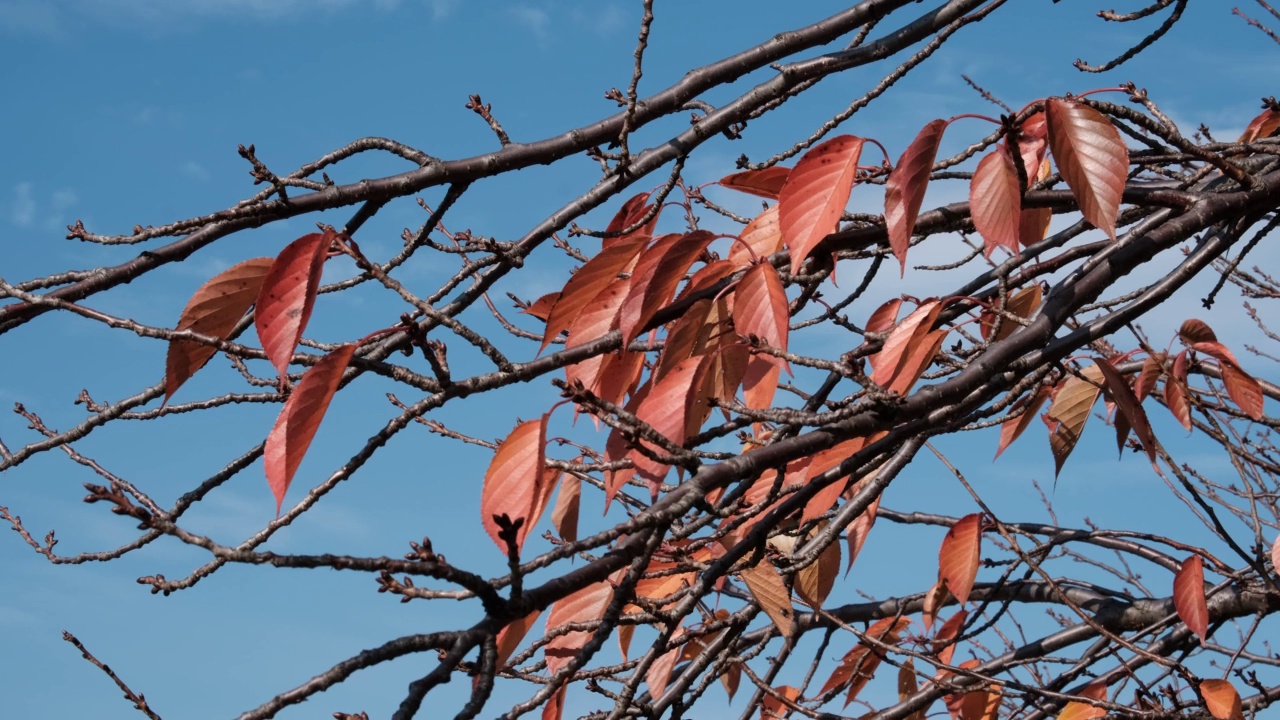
730 205 784 268
1015 112 1049 188
1095 359 1158 464
845 491 880 575
481 416 548 555
603 192 659 249
541 234 649 353
932 609 967 666
979 285 1041 343
1045 99 1128 241
995 386 1050 460
1019 158 1054 247
1045 365 1104 476
1200 678 1243 720
1239 107 1280 142
1174 554 1209 642
818 617 911 704
165 256 274 404
733 262 790 372
871 299 942 387
718 166 791 200
779 134 865 274
970 146 1023 257
1178 318 1218 345
541 686 567 720
1190 341 1265 419
264 343 356 514
520 291 561 321
737 557 795 638
551 474 581 543
645 622 684 700
760 685 800 720
885 119 948 271
939 513 983 606
255 231 334 378
1135 352 1164 402
795 523 841 609
1165 350 1192 430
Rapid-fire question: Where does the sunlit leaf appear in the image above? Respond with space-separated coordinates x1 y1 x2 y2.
737 558 795 637
255 231 334 378
1239 107 1280 143
619 231 717 346
939 513 983 606
1045 99 1127 241
602 192 659 250
760 684 799 720
818 617 911 704
995 385 1050 459
541 234 649 353
871 299 942 387
730 205 784 268
794 523 840 609
932 609 967 666
779 134 865 274
481 416 548 554
718 166 790 200
544 575 616 674
1045 365 1104 476
1200 678 1243 720
494 610 541 672
733 262 790 372
1174 554 1209 642
551 473 581 543
885 119 947 271
970 146 1022 257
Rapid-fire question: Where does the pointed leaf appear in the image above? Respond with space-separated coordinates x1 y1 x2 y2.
481 417 548 555
970 146 1022 257
779 135 865 274
865 297 903 335
255 231 333 377
1165 350 1193 430
264 343 356 514
165 256 274 403
1019 157 1054 246
742 355 782 410
1190 342 1264 419
995 385 1050 459
939 514 983 606
1045 99 1127 241
795 523 840 609
545 576 615 674
719 167 790 200
886 328 946 395
541 234 649 353
1136 352 1164 402
520 291 560 321
885 119 947 271
738 558 795 638
871 300 942 387
1174 554 1209 642
760 685 799 720
932 609 967 665
620 231 716 346
730 206 784 268
1178 318 1218 345
564 278 631 393
495 610 541 671
980 284 1041 342
603 192 659 249
817 617 910 702
733 262 790 372
645 623 684 700
542 686 566 720
1095 359 1158 464
845 492 880 575
1015 112 1050 188
551 474 581 543
1200 679 1243 720
1239 107 1280 143
1045 365 1104 476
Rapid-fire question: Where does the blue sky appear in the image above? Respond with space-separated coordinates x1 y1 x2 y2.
2 2 1278 718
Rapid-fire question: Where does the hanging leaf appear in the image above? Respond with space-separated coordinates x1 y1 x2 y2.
970 146 1022 257
818 617 911 703
733 262 791 372
845 491 880 575
1044 99 1128 241
871 300 942 387
1015 112 1050 187
886 328 947 395
1164 351 1193 430
645 622 685 700
865 297 904 335
995 385 1050 459
1239 106 1280 143
737 558 795 637
922 578 951 634
1200 679 1244 720
939 513 983 606
165 256 274 404
885 119 947 272
730 206 784 268
481 416 548 555
564 279 631 394
655 299 714 381
932 609 968 665
1135 352 1164 402
1095 360 1159 464
1045 365 1105 476
794 523 841 609
542 686 567 720
721 662 742 701
494 610 541 672
1019 155 1054 247
1272 535 1280 574
1190 341 1265 419
551 473 581 543
544 576 616 674
681 259 737 299
255 231 334 378
619 231 717 346
779 135 865 274
718 166 791 200
541 234 649 353
742 355 782 410
264 343 356 514
1174 554 1209 642
602 191 659 249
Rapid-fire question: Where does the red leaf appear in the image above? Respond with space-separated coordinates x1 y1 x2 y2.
1095 359 1158 465
871 300 942 387
733 263 790 372
645 622 685 700
995 385 1050 459
845 491 880 575
885 119 947 272
544 576 616 674
1135 352 1164 402
1200 679 1243 720
603 192 659 249
979 285 1042 343
865 297 903 335
564 278 631 393
1239 107 1280 143
494 610 541 672
264 343 356 514
1018 155 1054 247
610 355 711 503
165 257 274 404
1190 342 1265 419
718 167 791 200
551 473 581 543
779 135 865 274
682 259 737 298
1165 351 1192 430
481 416 548 555
541 234 649 353
542 686 566 720
619 231 716 346
969 146 1022 257
1173 554 1209 642
932 609 968 665
939 514 982 606
760 685 800 720
1045 99 1128 241
255 231 334 378
520 291 561 321
886 328 946 395
818 617 911 702
794 523 841 609
742 355 781 410
730 206 784 268
1178 318 1218 345
1015 112 1049 188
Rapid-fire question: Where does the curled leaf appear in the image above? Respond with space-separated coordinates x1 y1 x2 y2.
885 119 947 271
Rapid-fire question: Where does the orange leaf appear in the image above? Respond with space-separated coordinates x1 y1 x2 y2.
980 284 1041 343
1019 156 1054 247
542 686 567 720
795 524 841 609
682 259 738 298
995 385 1050 459
886 328 946 395
1190 341 1265 419
845 491 880 575
1045 365 1104 476
1015 112 1050 188
619 231 717 346
645 622 684 699
602 192 659 249
1239 106 1280 143
1057 683 1107 720
655 299 714 381
885 119 947 272
564 278 631 393
165 256 274 404
1045 99 1127 241
1174 554 1209 642
264 343 356 514
719 166 791 200
1200 679 1243 720
818 617 911 703
730 206 784 268
760 685 800 720
520 291 561 321
970 146 1022 257
780 135 865 274
733 262 791 373
932 609 967 665
871 300 942 387
939 514 983 606
1164 350 1193 429
551 474 581 543
494 610 541 672
541 234 648 353
742 355 781 410
614 355 712 502
480 416 548 554
255 231 333 378
544 576 615 674
737 558 795 638
865 297 903 335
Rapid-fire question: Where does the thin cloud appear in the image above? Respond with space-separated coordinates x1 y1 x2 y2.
8 183 35 227
182 161 212 182
509 4 551 45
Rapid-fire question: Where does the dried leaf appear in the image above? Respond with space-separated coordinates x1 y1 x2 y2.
481 416 548 555
1136 352 1164 402
845 491 880 575
165 256 274 404
760 685 800 720
939 513 983 606
264 343 356 514
551 474 581 543
255 231 333 378
779 134 865 274
738 558 795 637
979 285 1041 342
1200 679 1243 720
730 205 784 268
645 622 684 700
932 609 967 666
885 119 948 271
818 617 911 703
1174 554 1209 642
1045 365 1104 476
1095 359 1158 464
1239 107 1280 143
995 386 1051 459
970 146 1022 257
1045 99 1127 241
795 523 841 609
733 262 790 372
719 166 791 200
1178 318 1218 345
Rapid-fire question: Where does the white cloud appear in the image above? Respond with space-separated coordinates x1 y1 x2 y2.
509 4 551 45
426 0 454 20
0 0 428 35
182 161 212 182
8 183 35 226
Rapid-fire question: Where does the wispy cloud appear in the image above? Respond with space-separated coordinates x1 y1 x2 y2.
182 161 212 182
427 0 455 20
7 183 35 226
508 4 551 45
